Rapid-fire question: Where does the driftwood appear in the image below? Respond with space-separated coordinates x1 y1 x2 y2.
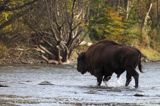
39 45 54 56
41 55 59 64
35 46 59 64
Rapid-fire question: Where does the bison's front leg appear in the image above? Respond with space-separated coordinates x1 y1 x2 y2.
97 75 103 86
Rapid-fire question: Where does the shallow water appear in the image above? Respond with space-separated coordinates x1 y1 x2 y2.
0 63 160 106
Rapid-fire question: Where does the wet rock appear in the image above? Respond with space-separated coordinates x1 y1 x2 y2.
25 80 32 82
134 93 145 97
38 81 54 85
0 84 8 87
87 90 97 94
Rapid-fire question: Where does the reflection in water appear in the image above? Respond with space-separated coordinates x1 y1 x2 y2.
0 62 160 106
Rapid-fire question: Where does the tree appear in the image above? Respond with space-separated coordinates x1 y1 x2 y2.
88 0 124 42
0 0 38 30
0 0 38 44
25 0 89 64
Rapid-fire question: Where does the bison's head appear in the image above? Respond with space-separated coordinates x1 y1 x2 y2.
77 52 87 74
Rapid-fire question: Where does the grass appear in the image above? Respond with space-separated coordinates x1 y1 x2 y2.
139 47 160 61
0 43 8 58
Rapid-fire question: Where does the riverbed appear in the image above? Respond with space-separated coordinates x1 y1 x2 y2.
0 62 160 106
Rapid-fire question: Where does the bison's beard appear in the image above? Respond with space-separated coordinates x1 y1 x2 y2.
77 69 87 74
77 67 87 74
81 71 86 74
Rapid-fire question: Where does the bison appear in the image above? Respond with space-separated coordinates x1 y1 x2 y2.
77 40 143 88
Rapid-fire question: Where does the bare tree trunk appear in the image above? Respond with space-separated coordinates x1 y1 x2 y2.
126 0 130 20
157 0 160 27
140 3 152 47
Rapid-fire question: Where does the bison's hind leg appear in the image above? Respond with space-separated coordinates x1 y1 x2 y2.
125 69 139 88
125 71 132 87
133 70 139 88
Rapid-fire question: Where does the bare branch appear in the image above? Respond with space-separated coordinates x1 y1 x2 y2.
39 45 54 56
2 0 38 12
0 8 30 29
41 55 58 64
0 0 10 12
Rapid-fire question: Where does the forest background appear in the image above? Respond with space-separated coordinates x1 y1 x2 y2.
0 0 160 64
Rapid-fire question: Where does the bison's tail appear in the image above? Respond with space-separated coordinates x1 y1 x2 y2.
138 53 143 73
138 61 143 73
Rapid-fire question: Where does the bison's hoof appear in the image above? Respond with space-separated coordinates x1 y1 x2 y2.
134 86 138 89
97 83 101 87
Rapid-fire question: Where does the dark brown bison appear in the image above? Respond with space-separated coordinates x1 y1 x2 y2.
77 40 143 88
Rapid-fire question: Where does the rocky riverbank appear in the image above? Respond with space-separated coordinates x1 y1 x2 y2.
0 45 159 65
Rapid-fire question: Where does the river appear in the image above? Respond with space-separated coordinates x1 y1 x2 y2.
0 62 160 106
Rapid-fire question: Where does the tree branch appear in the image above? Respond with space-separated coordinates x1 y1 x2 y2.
0 8 30 29
2 0 38 12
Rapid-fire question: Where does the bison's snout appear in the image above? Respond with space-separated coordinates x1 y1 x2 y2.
77 67 85 74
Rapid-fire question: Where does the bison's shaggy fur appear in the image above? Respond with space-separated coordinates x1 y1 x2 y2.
77 40 143 88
